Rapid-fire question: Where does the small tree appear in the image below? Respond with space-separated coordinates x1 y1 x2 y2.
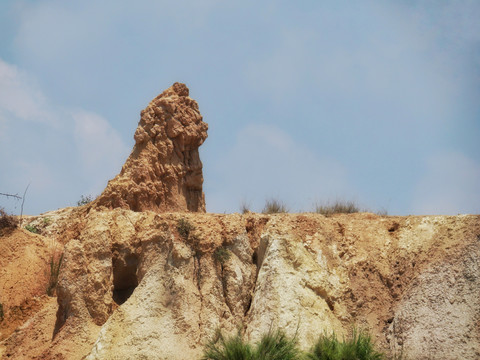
77 194 94 206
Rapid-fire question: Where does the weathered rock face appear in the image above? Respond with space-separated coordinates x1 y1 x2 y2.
0 228 52 344
386 234 480 359
94 82 208 213
2 211 478 360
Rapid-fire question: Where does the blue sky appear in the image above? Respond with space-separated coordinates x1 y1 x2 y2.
0 0 479 215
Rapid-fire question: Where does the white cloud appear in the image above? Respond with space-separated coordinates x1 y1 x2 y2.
0 59 55 124
206 123 353 213
0 58 128 214
412 151 480 215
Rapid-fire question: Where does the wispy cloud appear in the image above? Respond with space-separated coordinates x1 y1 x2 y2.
0 60 54 124
0 58 128 214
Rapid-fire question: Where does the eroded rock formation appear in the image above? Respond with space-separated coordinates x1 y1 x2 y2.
2 211 479 359
1 86 479 359
94 82 208 213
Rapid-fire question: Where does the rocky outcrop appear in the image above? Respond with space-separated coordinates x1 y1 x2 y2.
93 82 208 213
3 211 478 359
386 233 480 359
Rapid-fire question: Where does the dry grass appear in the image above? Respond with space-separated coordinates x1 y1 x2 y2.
0 208 18 233
177 218 195 240
314 200 361 216
240 200 251 214
262 198 289 214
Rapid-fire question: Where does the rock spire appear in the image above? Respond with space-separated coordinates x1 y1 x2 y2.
93 82 208 212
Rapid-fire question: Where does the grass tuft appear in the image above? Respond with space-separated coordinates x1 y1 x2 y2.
47 252 64 296
307 329 384 360
202 329 301 360
240 200 251 214
202 329 254 360
262 199 289 214
254 330 302 360
177 218 195 240
314 200 361 216
214 246 231 265
202 328 385 360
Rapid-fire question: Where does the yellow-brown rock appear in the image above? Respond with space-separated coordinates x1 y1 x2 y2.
2 210 478 359
93 82 208 213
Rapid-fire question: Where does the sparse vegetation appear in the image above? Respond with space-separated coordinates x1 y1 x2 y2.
240 200 251 214
376 208 388 216
177 218 195 240
0 207 18 231
202 329 301 360
262 198 289 214
0 302 4 322
43 217 52 226
24 223 39 234
46 252 64 296
202 329 254 360
202 328 385 360
77 194 94 206
307 329 384 360
214 246 231 265
314 200 361 216
255 330 302 360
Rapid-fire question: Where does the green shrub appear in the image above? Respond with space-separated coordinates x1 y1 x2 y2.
202 329 301 360
202 330 254 360
314 200 361 216
177 218 195 240
77 194 94 206
254 330 301 360
307 329 384 360
46 252 64 296
25 223 39 234
214 247 231 265
262 199 289 214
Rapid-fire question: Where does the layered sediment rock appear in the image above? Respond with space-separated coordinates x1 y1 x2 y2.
2 211 478 360
93 82 208 213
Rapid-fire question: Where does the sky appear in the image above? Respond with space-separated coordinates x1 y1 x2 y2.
0 0 479 216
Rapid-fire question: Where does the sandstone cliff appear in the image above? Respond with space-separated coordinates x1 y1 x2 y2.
1 210 479 359
93 82 208 213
